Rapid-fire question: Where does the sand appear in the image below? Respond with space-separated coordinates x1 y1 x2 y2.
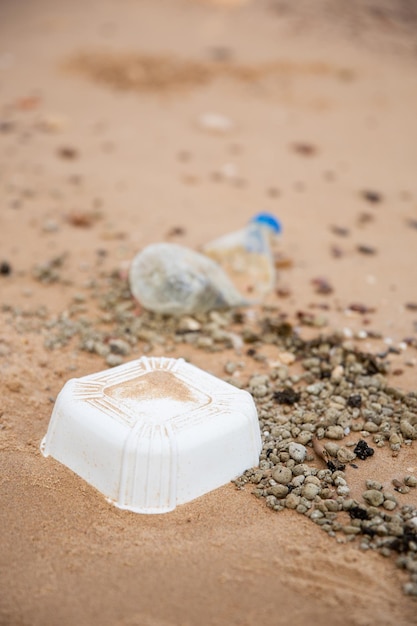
1 1 417 624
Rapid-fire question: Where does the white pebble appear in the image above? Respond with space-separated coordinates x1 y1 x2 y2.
198 112 234 134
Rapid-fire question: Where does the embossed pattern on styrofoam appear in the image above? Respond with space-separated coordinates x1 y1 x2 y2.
41 357 261 513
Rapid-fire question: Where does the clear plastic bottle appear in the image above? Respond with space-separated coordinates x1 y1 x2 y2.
203 212 281 299
129 243 249 315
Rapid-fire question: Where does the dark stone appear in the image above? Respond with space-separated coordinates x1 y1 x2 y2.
353 439 375 460
273 388 301 405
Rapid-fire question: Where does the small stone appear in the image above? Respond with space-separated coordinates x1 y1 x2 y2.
106 353 124 367
272 466 293 484
0 261 12 276
363 421 379 433
403 582 417 596
342 525 361 535
273 388 300 405
302 483 320 500
198 112 234 134
249 375 270 388
269 484 288 499
252 385 269 398
331 365 344 381
324 442 340 457
178 316 201 332
353 439 374 459
291 475 305 488
285 493 301 509
337 485 350 496
288 442 307 463
108 338 131 356
337 447 356 464
400 420 417 439
404 475 417 487
366 479 382 490
325 425 344 440
265 495 278 508
363 489 384 507
325 499 340 512
347 394 362 408
304 475 321 486
383 500 397 511
224 361 237 375
292 464 309 476
306 383 323 395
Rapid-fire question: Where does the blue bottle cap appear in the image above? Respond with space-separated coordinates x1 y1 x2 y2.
250 212 282 234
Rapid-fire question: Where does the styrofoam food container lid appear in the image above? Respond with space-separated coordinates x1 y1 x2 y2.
41 356 261 513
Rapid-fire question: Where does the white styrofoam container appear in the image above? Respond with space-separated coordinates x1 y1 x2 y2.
41 356 261 513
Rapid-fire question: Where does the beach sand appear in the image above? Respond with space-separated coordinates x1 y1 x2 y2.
1 1 417 624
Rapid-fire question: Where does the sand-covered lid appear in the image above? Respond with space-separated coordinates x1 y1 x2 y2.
41 356 261 513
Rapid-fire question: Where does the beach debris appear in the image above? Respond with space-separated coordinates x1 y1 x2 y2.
66 210 99 228
198 112 235 134
203 212 281 298
291 142 317 156
311 277 334 295
0 261 12 276
357 244 377 255
57 146 79 160
330 225 350 237
361 190 383 204
129 243 248 315
129 213 281 314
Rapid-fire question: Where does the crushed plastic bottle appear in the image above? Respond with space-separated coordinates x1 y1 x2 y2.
203 212 281 298
129 243 249 315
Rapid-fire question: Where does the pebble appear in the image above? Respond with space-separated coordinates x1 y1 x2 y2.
272 466 292 485
324 442 340 457
105 354 124 367
108 338 131 356
198 112 234 134
178 316 201 332
404 475 417 488
366 480 383 491
288 442 307 463
302 483 320 500
285 493 301 509
400 420 417 439
363 489 384 507
337 446 356 463
269 484 288 499
224 361 237 375
343 525 362 535
325 425 345 439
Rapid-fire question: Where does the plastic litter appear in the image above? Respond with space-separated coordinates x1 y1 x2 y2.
129 242 248 315
203 212 281 298
41 356 261 514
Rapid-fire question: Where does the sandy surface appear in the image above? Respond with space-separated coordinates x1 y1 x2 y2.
1 1 417 624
